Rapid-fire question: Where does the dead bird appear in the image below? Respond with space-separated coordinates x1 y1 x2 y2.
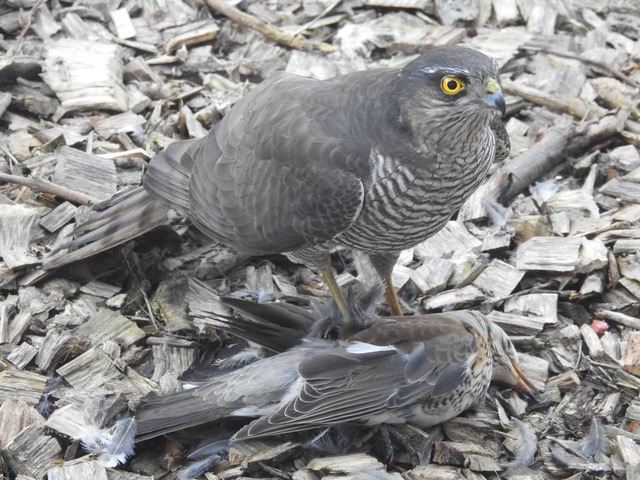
134 298 534 443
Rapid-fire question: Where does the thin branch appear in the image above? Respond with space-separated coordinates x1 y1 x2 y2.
501 79 605 120
521 45 640 89
0 172 99 205
204 0 335 53
292 0 343 36
7 0 44 57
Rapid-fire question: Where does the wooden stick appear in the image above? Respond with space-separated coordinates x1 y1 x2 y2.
501 79 606 120
0 172 99 205
496 111 627 204
595 309 640 330
292 0 343 36
460 110 629 222
204 0 335 53
7 0 44 57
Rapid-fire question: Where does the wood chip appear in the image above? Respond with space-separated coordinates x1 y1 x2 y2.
42 39 127 112
93 111 146 137
73 309 145 347
307 453 385 473
165 21 220 53
407 464 466 480
4 424 62 479
6 342 38 369
622 331 640 376
515 236 582 272
472 259 524 298
45 404 90 439
414 221 481 259
600 178 640 203
504 293 558 325
0 397 45 449
580 323 605 359
39 201 78 233
423 285 485 310
53 146 118 201
0 204 41 269
110 8 136 40
0 367 48 406
487 311 546 335
56 346 156 399
433 441 502 472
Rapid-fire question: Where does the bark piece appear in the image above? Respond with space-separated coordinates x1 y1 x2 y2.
42 39 127 112
4 424 62 479
0 397 45 449
622 331 640 376
53 146 118 202
0 367 48 406
39 201 77 233
472 259 524 298
0 204 41 269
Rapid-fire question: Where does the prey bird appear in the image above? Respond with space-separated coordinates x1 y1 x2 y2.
46 46 509 327
134 293 533 442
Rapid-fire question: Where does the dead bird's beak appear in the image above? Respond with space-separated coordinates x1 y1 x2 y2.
509 359 538 400
483 78 506 117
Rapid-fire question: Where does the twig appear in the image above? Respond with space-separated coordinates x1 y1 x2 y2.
548 436 588 460
0 172 99 205
204 0 335 53
462 110 628 222
0 144 18 173
595 309 640 330
501 79 606 120
493 110 628 205
292 0 343 36
521 45 640 90
7 0 44 57
124 257 159 330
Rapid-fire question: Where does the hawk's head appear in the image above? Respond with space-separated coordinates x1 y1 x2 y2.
397 46 505 126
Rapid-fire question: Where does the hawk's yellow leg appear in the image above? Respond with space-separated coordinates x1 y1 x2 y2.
384 277 403 317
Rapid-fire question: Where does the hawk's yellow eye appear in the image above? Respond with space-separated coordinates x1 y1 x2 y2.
441 76 465 95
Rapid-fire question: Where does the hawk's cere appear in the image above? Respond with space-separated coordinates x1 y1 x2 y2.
47 46 510 323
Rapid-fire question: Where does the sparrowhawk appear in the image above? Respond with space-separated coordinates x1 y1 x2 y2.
47 46 510 326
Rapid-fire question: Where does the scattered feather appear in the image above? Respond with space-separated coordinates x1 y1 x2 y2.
216 349 259 370
227 288 270 303
177 456 221 479
80 417 137 467
533 180 559 201
481 197 510 226
503 418 537 468
35 376 64 418
187 439 230 460
581 417 609 462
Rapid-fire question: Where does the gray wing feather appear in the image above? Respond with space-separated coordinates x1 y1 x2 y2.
186 72 392 254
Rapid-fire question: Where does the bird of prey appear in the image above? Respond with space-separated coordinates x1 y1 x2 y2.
134 294 532 442
46 45 509 327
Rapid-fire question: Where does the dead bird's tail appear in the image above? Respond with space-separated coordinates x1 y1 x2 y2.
134 389 228 442
44 138 204 270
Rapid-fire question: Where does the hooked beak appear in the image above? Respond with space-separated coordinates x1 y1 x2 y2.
482 77 506 117
509 359 538 400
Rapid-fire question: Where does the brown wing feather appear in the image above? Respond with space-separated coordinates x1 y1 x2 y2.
234 313 479 439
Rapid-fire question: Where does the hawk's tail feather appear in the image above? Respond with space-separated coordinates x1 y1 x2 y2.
43 188 171 270
43 137 204 270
